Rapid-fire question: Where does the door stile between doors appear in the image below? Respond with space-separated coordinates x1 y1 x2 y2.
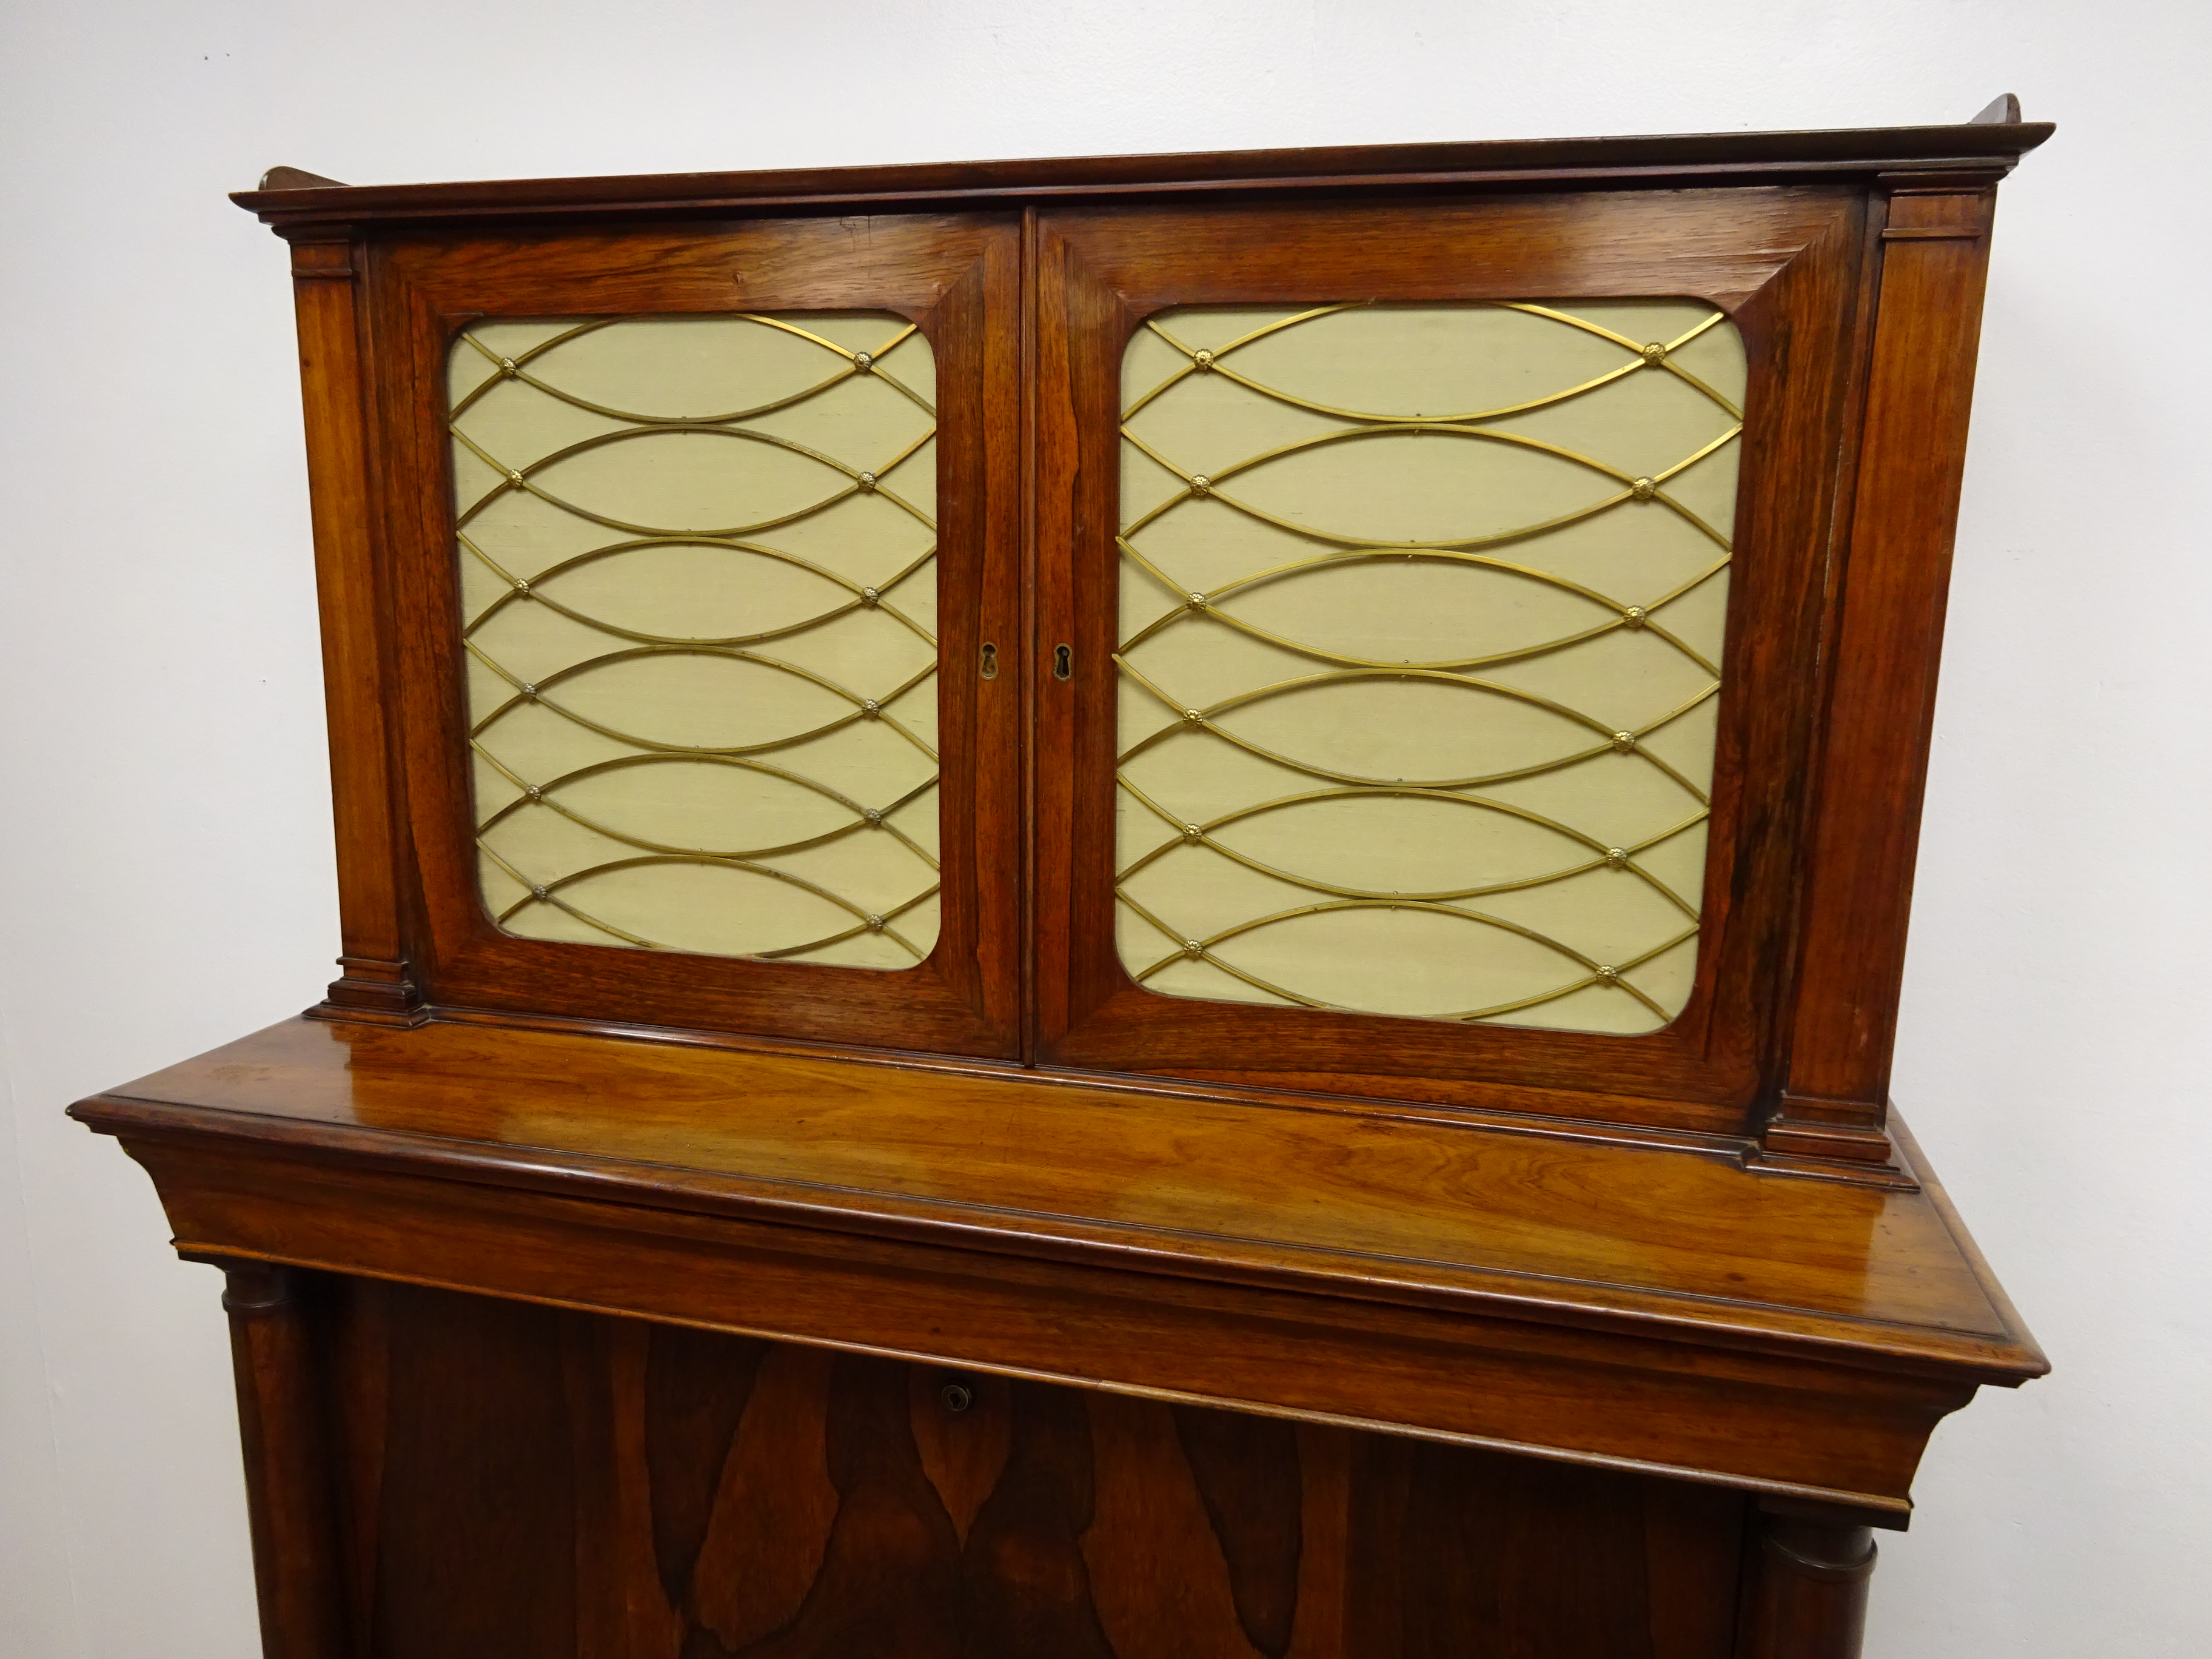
1018 205 1045 1067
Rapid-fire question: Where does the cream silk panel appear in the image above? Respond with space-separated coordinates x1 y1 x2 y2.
1115 301 1746 1033
451 313 942 969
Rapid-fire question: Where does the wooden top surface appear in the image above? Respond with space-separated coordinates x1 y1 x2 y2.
230 116 2054 230
73 1016 2043 1385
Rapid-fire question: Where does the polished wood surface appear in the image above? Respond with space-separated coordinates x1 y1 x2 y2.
1774 183 2001 1159
80 1017 2027 1368
273 1275 1755 1658
75 1016 2041 1526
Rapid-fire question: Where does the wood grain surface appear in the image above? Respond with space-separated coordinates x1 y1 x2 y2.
76 1016 2042 1526
76 1016 2033 1367
318 1279 1750 1659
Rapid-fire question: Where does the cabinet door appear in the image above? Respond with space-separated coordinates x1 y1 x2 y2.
374 215 1022 1056
1033 192 1864 1133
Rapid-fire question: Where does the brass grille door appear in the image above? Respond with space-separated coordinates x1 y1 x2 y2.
1113 301 1744 1034
386 213 1019 1056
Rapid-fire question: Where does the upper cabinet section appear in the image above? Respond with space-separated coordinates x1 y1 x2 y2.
244 110 2046 1170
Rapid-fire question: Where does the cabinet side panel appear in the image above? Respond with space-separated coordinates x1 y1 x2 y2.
1777 188 1999 1159
291 238 421 1024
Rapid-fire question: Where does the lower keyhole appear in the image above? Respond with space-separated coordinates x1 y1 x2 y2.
939 1375 977 1413
1053 643 1073 680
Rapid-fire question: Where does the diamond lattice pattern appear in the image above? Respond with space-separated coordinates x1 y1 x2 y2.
1115 300 1745 1033
451 312 941 968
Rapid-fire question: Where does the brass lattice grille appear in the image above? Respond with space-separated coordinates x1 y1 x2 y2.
451 312 942 968
1115 301 1745 1033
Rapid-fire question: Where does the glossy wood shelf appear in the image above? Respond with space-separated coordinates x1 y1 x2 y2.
73 1015 2042 1528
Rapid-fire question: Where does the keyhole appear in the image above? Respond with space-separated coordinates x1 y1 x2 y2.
1053 643 1073 681
979 641 999 680
939 1375 977 1413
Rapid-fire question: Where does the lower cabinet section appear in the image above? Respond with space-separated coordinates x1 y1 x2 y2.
287 1275 1761 1659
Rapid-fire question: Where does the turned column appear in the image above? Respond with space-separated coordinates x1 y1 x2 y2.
1737 1507 1879 1658
210 1259 349 1659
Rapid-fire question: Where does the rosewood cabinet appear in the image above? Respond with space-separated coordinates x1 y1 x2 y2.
73 101 2052 1659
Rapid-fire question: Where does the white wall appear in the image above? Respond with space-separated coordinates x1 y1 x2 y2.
1 2 2204 1654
